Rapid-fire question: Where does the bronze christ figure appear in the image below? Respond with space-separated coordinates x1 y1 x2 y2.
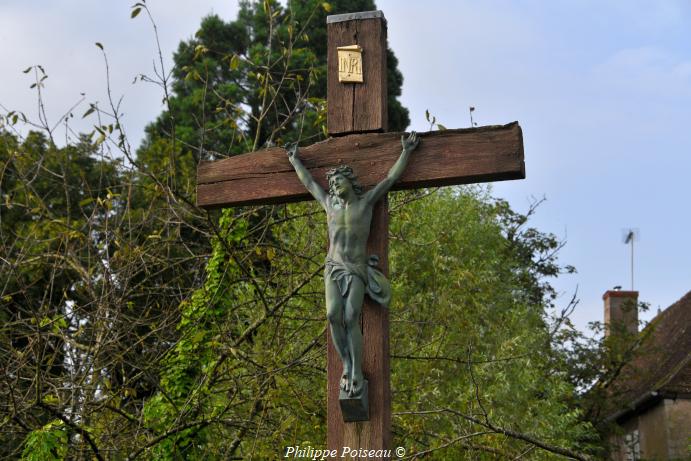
286 132 420 399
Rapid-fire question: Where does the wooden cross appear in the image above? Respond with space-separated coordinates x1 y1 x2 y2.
196 10 524 458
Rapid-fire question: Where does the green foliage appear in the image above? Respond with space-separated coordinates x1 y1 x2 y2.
553 299 651 434
21 420 67 461
139 202 330 459
388 187 597 457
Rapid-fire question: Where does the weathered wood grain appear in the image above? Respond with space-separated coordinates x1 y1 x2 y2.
327 15 387 134
196 123 525 209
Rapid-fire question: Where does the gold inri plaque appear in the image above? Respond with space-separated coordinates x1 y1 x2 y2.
337 45 363 83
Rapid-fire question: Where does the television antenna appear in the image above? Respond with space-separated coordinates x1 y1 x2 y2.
469 106 477 127
621 228 639 290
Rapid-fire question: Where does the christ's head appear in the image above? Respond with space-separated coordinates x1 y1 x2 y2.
326 165 364 198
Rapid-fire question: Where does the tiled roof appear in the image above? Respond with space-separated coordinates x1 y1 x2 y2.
604 290 691 421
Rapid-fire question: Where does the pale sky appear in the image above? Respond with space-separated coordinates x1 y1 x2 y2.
1 1 690 334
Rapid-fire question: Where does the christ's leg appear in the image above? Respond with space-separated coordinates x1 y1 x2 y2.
344 277 366 397
325 277 351 391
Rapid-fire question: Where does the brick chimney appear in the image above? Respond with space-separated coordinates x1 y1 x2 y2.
603 290 639 338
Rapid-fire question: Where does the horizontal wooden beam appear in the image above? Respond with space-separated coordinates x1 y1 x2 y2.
197 122 524 209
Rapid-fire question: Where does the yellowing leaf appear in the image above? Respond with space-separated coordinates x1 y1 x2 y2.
230 54 240 70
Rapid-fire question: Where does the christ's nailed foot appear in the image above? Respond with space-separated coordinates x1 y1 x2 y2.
340 373 349 392
349 376 363 397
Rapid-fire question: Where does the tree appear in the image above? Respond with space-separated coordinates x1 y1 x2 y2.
0 130 122 458
388 188 597 459
139 0 409 168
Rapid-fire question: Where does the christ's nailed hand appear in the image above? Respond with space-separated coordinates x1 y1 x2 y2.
285 142 298 160
401 131 420 152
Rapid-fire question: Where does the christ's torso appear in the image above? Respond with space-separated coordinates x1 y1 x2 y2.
326 197 372 265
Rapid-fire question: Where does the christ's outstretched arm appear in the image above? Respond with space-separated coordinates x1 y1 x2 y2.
286 143 328 208
366 132 420 204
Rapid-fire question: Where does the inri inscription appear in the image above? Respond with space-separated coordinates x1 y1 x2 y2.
337 45 363 83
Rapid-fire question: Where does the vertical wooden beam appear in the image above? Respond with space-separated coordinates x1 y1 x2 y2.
326 10 390 458
327 11 388 135
327 200 390 459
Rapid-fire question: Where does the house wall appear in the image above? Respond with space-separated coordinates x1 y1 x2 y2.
638 401 668 459
608 398 691 460
608 433 625 461
663 398 691 460
608 419 635 461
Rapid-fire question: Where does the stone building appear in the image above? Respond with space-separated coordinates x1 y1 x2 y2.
601 290 690 460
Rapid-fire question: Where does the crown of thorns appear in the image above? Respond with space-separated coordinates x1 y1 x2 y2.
326 165 364 196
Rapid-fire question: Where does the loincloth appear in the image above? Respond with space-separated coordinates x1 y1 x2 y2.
325 256 391 307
